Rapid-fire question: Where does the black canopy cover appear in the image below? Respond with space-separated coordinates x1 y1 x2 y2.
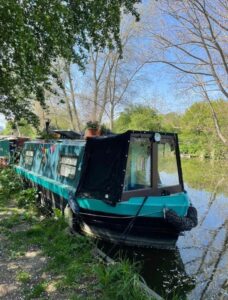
76 131 131 205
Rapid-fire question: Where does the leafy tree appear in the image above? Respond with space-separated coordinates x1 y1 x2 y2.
114 105 161 132
2 120 37 138
0 0 140 125
161 112 181 133
179 100 228 158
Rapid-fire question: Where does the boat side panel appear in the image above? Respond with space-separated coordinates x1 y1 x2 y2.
16 166 76 200
77 193 190 218
0 140 10 158
16 165 189 218
19 141 85 189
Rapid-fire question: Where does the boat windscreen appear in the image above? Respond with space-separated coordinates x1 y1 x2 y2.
157 141 180 188
76 132 130 205
124 137 151 191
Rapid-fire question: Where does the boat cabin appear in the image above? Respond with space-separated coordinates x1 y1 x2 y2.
76 131 184 205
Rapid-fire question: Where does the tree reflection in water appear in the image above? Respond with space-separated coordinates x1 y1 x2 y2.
178 159 228 300
98 159 228 299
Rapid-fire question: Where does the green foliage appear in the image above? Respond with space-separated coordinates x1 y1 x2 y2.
85 121 99 130
95 261 149 300
16 188 37 209
0 166 151 299
26 281 48 299
181 158 228 196
0 168 38 217
2 120 37 138
16 270 31 284
161 112 181 133
114 100 228 159
0 167 23 202
114 105 162 133
179 100 228 159
0 0 140 125
38 131 58 140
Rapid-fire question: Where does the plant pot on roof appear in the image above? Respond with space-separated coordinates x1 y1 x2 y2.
84 121 101 138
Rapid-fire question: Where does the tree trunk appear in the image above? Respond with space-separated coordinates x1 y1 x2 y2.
202 87 227 145
66 66 81 132
15 122 21 137
110 103 115 131
60 76 76 130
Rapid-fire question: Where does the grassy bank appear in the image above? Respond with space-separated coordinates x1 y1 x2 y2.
0 168 154 300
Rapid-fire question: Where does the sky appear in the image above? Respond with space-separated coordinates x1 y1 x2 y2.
0 114 6 129
0 0 221 129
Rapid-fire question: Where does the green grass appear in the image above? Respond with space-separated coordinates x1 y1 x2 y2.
25 281 48 299
16 270 31 283
0 167 154 300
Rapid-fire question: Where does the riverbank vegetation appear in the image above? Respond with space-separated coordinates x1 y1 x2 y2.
0 168 155 300
3 99 228 160
113 100 228 160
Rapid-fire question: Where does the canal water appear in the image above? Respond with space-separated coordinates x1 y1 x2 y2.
100 159 228 300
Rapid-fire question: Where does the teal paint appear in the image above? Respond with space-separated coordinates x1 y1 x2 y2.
19 141 85 188
16 139 190 219
16 165 189 218
16 166 76 200
0 140 10 158
76 193 189 217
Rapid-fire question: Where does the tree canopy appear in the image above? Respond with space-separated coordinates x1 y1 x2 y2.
0 0 140 125
114 101 228 159
114 105 162 132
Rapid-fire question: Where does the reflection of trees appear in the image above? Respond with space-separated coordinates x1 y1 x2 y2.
220 278 228 299
183 221 227 299
198 177 224 227
199 221 228 300
179 171 227 299
182 159 228 196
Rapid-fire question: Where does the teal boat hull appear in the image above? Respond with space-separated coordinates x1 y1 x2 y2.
16 165 190 248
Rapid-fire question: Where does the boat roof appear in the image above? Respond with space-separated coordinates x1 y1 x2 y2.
89 130 177 138
51 130 81 139
0 136 29 141
24 130 177 147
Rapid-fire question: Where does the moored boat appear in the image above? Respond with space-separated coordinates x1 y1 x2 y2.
0 136 29 167
16 131 197 249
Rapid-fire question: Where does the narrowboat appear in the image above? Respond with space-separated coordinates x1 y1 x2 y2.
0 136 29 167
16 131 197 249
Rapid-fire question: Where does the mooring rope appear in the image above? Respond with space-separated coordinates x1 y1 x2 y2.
105 196 149 258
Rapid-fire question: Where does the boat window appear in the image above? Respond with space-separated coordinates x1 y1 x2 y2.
24 150 34 166
59 156 77 179
158 142 179 187
124 138 151 191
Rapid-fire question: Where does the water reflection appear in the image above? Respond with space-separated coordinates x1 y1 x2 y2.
179 159 228 300
99 159 228 299
98 242 195 299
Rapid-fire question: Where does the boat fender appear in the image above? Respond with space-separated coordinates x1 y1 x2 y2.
65 193 81 231
68 192 80 215
165 206 198 231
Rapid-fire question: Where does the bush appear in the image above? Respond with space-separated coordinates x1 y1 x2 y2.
0 167 23 202
16 188 37 209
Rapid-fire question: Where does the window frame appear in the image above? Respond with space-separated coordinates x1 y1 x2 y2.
121 133 184 201
58 154 78 180
24 150 34 167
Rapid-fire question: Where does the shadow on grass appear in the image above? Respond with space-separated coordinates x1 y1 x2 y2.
0 168 157 299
